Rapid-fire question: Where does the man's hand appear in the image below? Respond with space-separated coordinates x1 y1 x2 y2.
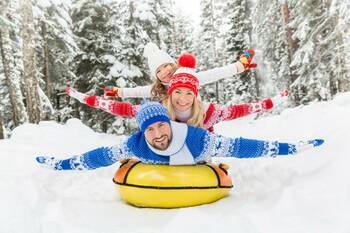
36 156 62 170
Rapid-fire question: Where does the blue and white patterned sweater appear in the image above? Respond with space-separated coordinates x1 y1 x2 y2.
36 121 324 170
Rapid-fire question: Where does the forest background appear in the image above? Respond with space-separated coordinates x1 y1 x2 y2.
0 0 349 138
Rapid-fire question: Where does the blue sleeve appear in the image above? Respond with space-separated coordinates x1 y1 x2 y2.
45 140 133 170
209 134 297 158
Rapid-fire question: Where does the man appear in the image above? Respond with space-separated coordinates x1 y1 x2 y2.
36 102 324 170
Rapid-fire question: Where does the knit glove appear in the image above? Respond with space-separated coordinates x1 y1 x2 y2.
36 156 65 170
65 87 87 103
262 90 289 110
104 86 121 97
36 155 89 170
269 139 324 157
66 87 101 108
295 139 324 154
239 49 257 70
270 89 289 107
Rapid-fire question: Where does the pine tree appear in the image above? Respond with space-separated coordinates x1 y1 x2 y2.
223 0 257 104
289 0 350 103
0 0 28 127
21 0 42 123
173 9 195 55
0 111 3 139
34 0 79 99
33 0 79 120
144 0 175 56
197 0 220 102
253 0 290 99
198 0 218 70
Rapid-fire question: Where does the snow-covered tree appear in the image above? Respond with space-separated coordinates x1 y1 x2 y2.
253 0 290 98
0 0 28 126
222 0 258 104
21 0 42 123
289 0 350 103
69 0 147 134
196 0 220 102
172 8 196 55
197 0 218 70
34 0 79 99
136 0 175 56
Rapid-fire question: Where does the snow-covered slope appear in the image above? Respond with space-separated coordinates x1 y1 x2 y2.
1 93 350 233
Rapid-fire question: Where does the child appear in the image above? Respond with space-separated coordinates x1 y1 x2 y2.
104 42 257 99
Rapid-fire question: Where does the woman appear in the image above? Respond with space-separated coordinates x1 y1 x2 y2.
104 42 257 99
161 53 287 131
66 53 287 132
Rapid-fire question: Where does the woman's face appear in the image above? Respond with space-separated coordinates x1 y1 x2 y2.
171 88 195 112
156 63 174 83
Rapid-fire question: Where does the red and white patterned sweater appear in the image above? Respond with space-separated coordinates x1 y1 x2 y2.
80 94 274 132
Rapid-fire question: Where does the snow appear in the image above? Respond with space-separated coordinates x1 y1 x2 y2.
1 92 350 233
107 61 143 79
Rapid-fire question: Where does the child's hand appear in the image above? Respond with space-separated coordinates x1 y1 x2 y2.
239 49 257 70
104 86 120 97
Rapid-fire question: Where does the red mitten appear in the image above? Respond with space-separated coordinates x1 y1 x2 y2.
270 89 289 107
104 86 120 97
65 87 87 103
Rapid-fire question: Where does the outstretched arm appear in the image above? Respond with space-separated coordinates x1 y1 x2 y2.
207 134 324 159
103 85 153 98
203 90 288 129
36 140 133 170
120 85 153 98
198 50 257 86
66 87 137 118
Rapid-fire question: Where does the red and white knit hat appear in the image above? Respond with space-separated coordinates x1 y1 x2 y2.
168 53 199 96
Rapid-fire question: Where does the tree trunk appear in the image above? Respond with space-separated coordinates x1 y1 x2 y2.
280 2 297 83
41 21 51 99
208 0 220 102
245 0 260 99
0 0 28 126
21 0 41 123
0 112 4 139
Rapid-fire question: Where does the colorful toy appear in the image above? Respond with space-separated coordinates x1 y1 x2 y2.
239 49 257 70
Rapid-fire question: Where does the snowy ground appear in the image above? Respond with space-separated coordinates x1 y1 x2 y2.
1 93 350 233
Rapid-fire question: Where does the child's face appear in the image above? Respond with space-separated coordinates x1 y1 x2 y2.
156 63 174 83
171 88 195 112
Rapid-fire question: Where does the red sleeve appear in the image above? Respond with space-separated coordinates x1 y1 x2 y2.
203 103 252 129
203 99 275 128
224 103 252 120
108 101 136 118
83 95 136 118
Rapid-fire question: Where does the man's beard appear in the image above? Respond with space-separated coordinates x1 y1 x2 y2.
151 133 172 150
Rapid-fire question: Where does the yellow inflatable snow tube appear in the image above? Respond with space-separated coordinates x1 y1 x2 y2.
113 159 233 208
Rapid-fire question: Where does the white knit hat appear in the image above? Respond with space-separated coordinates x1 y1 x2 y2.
143 42 175 79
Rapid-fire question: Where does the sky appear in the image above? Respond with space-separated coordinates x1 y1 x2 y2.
1 91 350 233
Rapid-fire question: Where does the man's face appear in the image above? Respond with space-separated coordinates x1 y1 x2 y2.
144 121 172 150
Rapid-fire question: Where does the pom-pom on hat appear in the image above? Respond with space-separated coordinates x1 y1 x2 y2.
136 101 170 132
168 53 199 96
143 42 175 79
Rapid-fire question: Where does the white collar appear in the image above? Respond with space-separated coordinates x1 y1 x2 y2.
146 121 188 156
174 108 192 122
